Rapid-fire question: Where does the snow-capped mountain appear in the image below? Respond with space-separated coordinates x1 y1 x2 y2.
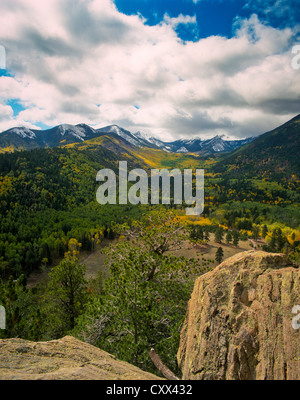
130 130 253 154
0 123 254 154
8 127 37 140
167 135 254 155
97 125 145 147
56 124 89 140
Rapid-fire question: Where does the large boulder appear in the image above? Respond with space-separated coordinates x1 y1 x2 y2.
0 335 162 380
177 251 300 380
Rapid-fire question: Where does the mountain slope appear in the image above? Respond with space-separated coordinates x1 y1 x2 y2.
64 134 202 170
0 123 253 155
0 124 101 153
167 136 253 154
213 113 300 180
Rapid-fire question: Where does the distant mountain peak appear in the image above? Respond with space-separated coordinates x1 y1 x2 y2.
0 122 255 155
9 127 36 140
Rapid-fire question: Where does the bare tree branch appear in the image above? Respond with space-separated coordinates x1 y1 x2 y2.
149 348 180 380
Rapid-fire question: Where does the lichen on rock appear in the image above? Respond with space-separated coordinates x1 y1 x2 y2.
0 336 162 380
177 251 300 380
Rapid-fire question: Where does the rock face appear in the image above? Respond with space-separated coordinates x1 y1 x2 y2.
0 336 161 380
177 251 300 380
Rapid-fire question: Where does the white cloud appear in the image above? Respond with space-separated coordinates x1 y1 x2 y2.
0 0 299 139
163 13 197 28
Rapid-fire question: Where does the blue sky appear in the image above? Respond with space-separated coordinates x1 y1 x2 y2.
114 0 300 40
115 0 248 40
0 0 299 139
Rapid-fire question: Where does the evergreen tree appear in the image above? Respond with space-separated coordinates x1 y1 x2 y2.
74 209 210 375
291 232 296 241
226 231 232 244
232 230 240 247
270 229 277 250
214 227 224 243
204 230 210 243
196 226 204 241
44 257 88 337
0 275 41 340
215 247 224 264
190 225 204 242
252 225 260 240
276 228 285 251
262 225 268 238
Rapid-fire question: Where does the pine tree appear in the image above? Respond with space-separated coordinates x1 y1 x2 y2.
214 227 224 243
196 226 204 241
262 225 268 238
45 257 87 336
204 230 210 243
226 231 232 244
270 229 277 250
215 247 224 264
276 228 285 251
252 225 260 240
190 225 204 242
74 209 208 375
232 230 240 247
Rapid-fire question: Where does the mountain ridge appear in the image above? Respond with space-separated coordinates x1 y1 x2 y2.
0 122 254 155
213 113 300 179
1 113 299 160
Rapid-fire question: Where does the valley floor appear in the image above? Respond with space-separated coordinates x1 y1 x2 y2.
26 236 259 289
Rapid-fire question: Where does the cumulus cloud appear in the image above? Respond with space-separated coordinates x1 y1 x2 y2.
0 0 299 139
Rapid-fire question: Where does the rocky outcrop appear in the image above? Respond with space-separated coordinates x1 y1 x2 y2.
0 336 162 380
177 251 300 380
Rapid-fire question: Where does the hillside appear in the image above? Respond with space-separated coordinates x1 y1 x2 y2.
213 114 300 180
0 145 149 278
0 117 299 281
64 134 202 170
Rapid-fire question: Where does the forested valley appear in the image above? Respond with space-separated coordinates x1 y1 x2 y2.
0 123 299 376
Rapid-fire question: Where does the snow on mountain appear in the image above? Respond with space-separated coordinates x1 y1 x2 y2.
0 123 255 154
57 124 89 141
132 130 149 140
203 136 228 152
177 146 188 153
10 127 36 139
97 125 141 147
